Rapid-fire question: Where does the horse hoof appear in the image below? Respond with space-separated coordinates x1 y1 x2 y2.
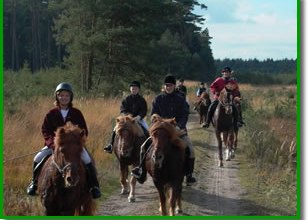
128 197 135 203
176 208 183 214
218 161 223 167
226 158 231 161
121 189 129 195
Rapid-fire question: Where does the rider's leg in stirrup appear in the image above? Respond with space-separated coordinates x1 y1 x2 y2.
131 137 152 184
203 100 218 128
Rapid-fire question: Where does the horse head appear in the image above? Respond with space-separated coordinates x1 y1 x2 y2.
218 88 233 115
53 122 85 188
114 115 143 158
149 116 186 169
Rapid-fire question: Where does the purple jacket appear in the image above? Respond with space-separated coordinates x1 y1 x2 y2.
41 107 88 149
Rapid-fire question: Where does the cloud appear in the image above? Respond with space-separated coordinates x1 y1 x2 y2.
195 0 296 60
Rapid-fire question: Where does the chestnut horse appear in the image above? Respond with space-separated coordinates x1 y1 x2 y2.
145 115 186 216
113 115 147 202
212 89 235 167
37 122 95 215
194 92 211 124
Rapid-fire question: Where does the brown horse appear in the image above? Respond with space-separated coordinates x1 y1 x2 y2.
145 115 186 216
37 122 95 215
212 89 235 167
194 92 211 124
113 115 147 202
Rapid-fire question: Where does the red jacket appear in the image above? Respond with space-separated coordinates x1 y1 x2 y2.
210 77 240 100
41 107 88 149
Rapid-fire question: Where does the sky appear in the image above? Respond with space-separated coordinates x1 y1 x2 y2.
194 0 297 60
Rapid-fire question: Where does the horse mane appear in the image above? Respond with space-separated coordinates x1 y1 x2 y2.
218 88 233 104
114 115 144 137
150 114 186 151
54 122 86 154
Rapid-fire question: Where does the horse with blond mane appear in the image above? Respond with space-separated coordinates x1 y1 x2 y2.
113 115 147 202
145 114 186 216
37 122 95 215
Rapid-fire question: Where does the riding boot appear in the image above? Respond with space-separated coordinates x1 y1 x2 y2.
186 158 197 186
104 130 116 153
203 100 218 128
131 137 152 184
140 125 150 138
232 105 241 128
26 162 39 196
238 105 245 125
86 163 102 199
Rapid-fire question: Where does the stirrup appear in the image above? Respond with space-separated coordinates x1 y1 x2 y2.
26 181 37 196
186 175 197 186
90 186 101 199
104 144 113 153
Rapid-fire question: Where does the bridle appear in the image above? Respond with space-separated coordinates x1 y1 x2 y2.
52 154 80 187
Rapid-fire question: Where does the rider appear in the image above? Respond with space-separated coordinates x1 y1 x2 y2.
196 82 207 97
104 81 149 153
131 75 197 186
26 82 101 199
202 67 244 128
176 78 187 99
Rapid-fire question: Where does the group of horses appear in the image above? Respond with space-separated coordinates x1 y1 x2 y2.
36 89 240 216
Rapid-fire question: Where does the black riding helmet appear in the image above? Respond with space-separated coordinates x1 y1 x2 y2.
55 82 73 102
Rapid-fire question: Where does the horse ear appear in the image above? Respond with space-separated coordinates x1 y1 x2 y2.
80 129 86 137
171 118 177 126
151 114 161 123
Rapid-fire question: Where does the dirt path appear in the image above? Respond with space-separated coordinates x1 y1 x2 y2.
97 113 252 216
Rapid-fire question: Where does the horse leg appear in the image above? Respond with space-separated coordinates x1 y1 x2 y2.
168 188 176 216
230 131 235 159
120 164 129 195
216 132 223 167
222 132 231 161
157 186 167 215
175 194 182 214
128 174 136 202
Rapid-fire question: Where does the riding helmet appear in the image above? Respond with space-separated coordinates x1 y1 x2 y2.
164 75 176 85
55 82 73 101
222 66 232 73
129 81 141 88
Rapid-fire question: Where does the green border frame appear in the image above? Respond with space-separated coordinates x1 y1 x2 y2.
1 0 3 216
1 0 300 219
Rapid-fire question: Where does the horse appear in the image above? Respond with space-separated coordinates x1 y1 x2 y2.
212 89 235 167
145 115 186 216
37 122 95 215
194 92 211 124
113 115 147 202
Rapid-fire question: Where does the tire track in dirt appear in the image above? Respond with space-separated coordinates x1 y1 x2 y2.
97 112 249 216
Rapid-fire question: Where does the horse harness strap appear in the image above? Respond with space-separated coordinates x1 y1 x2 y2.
52 156 72 178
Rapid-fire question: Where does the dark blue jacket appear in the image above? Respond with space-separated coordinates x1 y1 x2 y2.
120 94 147 119
151 92 189 130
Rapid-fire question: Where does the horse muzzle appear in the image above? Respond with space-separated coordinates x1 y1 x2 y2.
152 151 164 169
64 173 80 188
